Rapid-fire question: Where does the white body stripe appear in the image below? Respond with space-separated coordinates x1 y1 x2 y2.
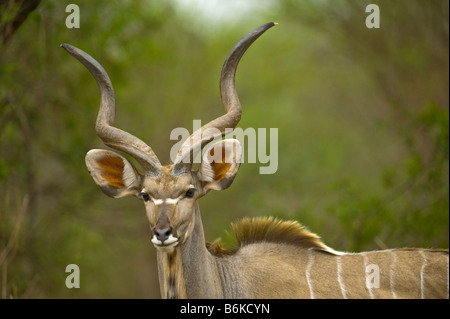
363 253 375 299
390 250 397 299
447 255 449 299
419 250 427 299
306 248 315 299
336 256 347 299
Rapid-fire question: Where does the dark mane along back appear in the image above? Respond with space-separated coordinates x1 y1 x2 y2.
206 216 337 256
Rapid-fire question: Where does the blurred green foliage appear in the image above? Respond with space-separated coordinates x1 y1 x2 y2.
0 0 448 298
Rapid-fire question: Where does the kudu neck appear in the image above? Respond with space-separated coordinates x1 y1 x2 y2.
157 202 223 298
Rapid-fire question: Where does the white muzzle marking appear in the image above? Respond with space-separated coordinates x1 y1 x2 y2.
151 234 179 253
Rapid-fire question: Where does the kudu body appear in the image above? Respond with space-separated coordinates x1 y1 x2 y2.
62 23 449 299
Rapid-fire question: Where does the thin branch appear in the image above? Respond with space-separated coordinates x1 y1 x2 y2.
0 0 42 48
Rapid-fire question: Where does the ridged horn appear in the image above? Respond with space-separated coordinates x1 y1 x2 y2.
171 22 277 175
61 43 162 176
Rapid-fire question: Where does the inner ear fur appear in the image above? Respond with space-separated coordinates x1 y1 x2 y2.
85 149 142 198
198 139 242 191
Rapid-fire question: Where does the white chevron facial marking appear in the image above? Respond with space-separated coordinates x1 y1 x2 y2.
143 185 194 206
151 198 179 205
165 198 180 205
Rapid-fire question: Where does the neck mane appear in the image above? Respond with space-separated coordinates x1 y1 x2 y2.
156 213 340 298
206 216 339 256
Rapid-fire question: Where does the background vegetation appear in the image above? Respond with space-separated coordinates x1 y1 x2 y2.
0 0 448 298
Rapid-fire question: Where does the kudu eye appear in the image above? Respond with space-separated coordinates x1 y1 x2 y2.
139 192 150 202
185 188 196 198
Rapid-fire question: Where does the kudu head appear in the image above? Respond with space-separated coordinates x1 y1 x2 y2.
62 23 276 253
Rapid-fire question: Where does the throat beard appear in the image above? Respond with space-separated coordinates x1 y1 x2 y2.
162 249 186 299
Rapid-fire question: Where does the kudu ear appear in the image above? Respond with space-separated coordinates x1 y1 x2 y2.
85 149 142 198
198 139 242 192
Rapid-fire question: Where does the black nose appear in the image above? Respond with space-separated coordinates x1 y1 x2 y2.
155 228 172 243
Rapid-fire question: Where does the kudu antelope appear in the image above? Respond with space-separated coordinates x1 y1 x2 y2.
62 23 449 299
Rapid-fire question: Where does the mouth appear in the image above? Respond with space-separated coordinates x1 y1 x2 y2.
151 235 179 252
